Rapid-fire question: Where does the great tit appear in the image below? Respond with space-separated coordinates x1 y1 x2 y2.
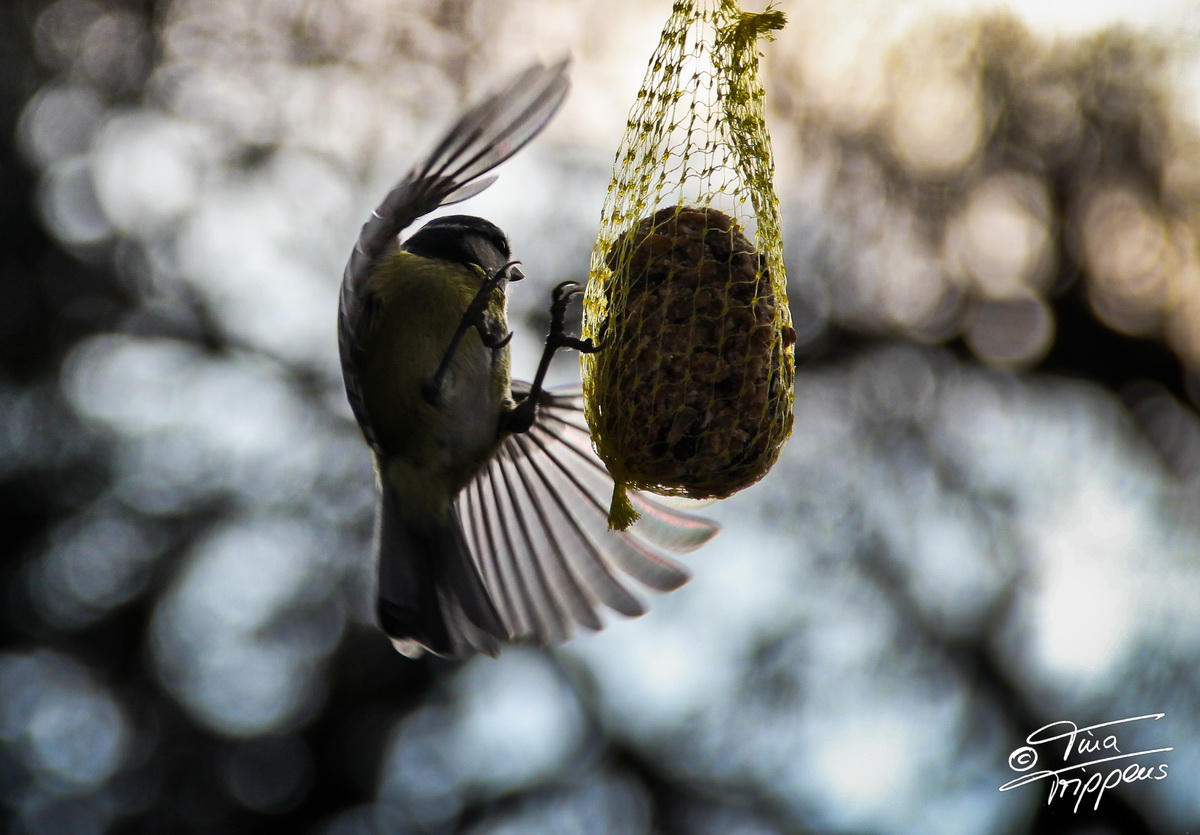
337 60 719 658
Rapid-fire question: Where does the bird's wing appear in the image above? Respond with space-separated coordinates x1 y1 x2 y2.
453 385 720 649
338 60 571 451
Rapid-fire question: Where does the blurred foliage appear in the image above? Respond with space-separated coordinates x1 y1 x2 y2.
2 0 1200 834
775 12 1200 478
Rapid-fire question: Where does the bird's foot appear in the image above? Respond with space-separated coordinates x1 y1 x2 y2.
544 281 602 355
424 261 521 404
503 281 602 433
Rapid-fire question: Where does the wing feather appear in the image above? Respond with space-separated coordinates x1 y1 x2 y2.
487 450 569 642
501 437 607 631
452 385 720 649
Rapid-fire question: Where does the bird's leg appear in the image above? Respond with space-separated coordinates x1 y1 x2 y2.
502 281 602 434
423 261 522 404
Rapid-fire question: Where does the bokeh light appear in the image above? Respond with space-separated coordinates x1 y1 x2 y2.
4 0 1200 832
0 650 132 835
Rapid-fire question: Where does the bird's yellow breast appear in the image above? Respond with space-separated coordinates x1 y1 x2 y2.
359 252 510 481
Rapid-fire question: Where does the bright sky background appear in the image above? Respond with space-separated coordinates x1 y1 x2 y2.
9 0 1200 832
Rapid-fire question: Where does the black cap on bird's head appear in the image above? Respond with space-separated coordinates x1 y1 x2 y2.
402 215 521 280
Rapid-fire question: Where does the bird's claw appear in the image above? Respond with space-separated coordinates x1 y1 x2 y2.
426 261 521 403
504 279 602 435
464 261 519 345
547 281 602 354
478 316 513 350
473 264 521 348
551 280 581 303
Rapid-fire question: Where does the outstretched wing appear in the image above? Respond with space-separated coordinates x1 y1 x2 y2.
338 60 571 451
453 385 720 650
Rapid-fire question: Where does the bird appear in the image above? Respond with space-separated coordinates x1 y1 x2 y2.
337 59 719 658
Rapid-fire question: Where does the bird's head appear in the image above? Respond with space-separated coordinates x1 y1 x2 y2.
402 215 522 281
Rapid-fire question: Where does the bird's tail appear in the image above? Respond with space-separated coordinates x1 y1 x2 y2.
374 482 506 658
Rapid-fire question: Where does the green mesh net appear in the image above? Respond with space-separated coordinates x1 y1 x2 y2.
582 0 795 530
